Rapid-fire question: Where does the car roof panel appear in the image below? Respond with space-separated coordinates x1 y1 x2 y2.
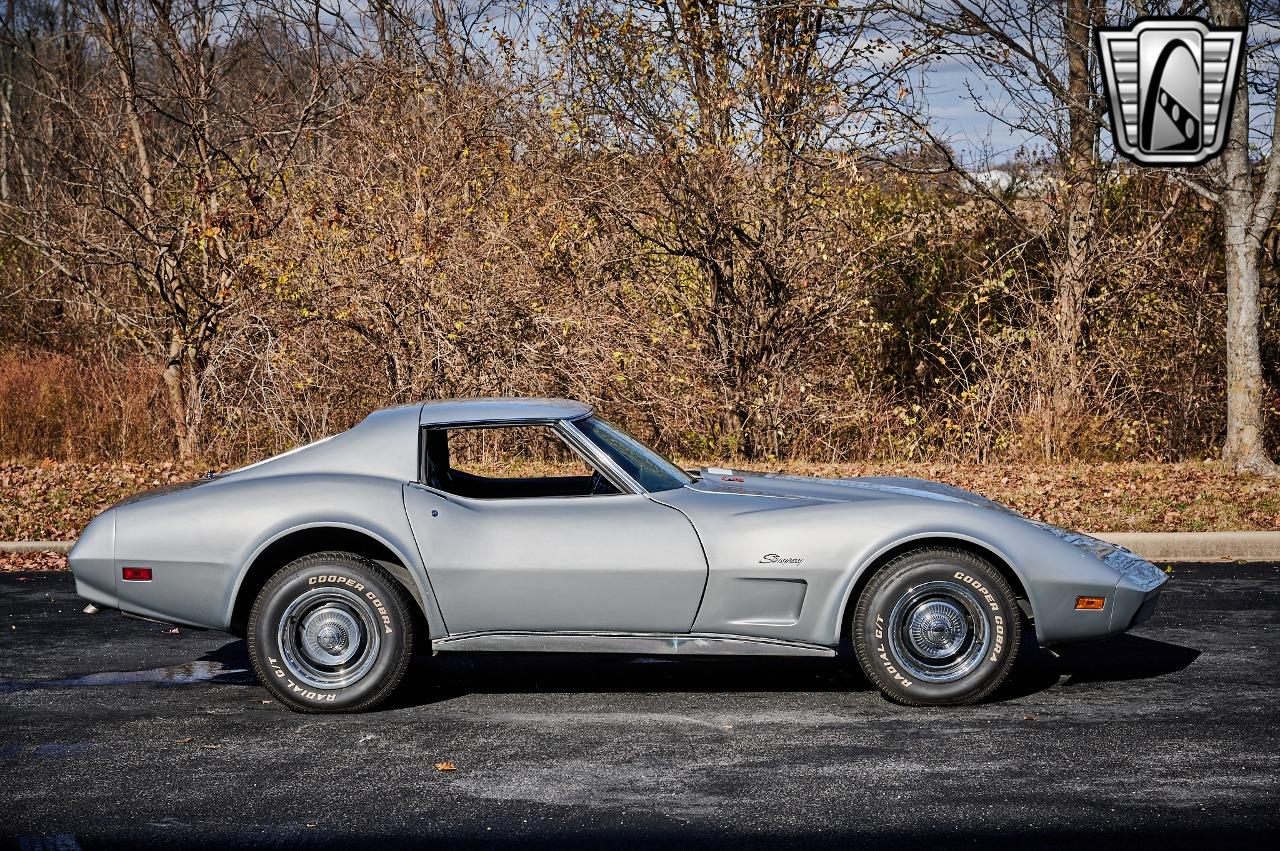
418 397 593 427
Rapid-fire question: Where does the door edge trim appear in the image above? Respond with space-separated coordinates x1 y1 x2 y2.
431 631 836 657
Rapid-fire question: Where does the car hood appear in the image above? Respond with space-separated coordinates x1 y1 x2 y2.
689 468 1021 516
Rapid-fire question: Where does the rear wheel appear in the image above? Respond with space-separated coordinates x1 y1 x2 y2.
853 547 1021 706
247 551 416 713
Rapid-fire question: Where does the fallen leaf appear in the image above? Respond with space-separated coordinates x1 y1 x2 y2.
1023 714 1037 721
434 761 457 771
201 743 223 750
175 737 194 744
164 627 180 635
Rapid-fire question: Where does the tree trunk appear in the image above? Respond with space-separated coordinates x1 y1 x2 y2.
1047 183 1094 456
1043 0 1103 459
162 337 197 462
1214 0 1278 475
1222 221 1275 474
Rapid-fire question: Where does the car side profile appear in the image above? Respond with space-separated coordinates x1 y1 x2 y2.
69 398 1168 711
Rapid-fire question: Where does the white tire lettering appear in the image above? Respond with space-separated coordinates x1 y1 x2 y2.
991 614 1006 660
954 571 1001 611
875 638 912 688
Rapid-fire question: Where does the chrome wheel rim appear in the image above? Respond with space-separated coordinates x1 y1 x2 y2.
277 587 381 690
887 580 991 683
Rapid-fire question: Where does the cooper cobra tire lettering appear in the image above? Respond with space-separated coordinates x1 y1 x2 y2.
364 591 394 633
307 575 365 592
247 551 417 713
854 548 1022 707
954 571 1000 611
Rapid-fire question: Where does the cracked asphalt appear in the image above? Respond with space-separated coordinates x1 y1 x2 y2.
1 563 1277 849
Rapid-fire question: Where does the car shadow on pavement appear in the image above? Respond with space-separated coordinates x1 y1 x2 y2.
389 653 870 709
391 633 1200 709
997 634 1201 700
193 633 1200 710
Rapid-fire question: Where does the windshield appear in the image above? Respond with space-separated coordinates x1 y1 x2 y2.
571 417 692 493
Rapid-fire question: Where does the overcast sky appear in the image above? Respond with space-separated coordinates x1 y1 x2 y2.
917 62 1039 168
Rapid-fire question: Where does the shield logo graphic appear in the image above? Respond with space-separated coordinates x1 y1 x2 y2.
1097 17 1244 166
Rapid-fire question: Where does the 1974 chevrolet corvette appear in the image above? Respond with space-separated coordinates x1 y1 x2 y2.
69 398 1168 712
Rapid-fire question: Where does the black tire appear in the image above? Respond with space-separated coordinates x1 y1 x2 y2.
247 551 417 713
853 547 1021 706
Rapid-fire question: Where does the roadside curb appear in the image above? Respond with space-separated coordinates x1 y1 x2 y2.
1090 531 1280 562
0 541 73 554
2 532 1279 561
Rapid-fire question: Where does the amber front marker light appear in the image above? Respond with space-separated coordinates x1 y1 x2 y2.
121 567 152 582
1075 596 1105 610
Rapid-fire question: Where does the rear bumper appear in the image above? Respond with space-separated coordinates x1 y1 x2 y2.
68 510 117 611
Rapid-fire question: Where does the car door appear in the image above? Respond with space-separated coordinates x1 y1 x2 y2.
401 427 708 635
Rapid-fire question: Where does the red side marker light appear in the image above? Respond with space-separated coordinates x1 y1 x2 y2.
1075 596 1105 610
122 567 153 582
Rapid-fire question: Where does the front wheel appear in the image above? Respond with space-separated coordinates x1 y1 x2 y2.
247 551 417 713
853 547 1021 706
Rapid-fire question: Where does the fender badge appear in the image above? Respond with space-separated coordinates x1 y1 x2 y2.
759 554 803 564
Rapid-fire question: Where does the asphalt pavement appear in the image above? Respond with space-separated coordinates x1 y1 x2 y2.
1 564 1278 849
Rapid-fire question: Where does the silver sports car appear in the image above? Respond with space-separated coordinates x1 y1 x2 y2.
69 398 1168 711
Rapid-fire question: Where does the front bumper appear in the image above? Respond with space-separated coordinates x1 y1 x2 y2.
1120 586 1163 631
1107 548 1168 634
1035 523 1169 642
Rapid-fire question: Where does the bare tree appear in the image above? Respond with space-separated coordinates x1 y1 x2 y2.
0 0 1269 469
0 0 330 459
887 0 1112 458
548 0 931 456
1189 0 1280 474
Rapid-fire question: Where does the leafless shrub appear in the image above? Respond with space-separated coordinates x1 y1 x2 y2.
0 1 1272 467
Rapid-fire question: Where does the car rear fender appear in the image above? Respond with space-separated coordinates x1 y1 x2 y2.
226 520 447 640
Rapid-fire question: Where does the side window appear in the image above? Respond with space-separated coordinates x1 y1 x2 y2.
424 424 622 499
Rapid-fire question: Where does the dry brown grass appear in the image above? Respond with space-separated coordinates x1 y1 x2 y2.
0 348 169 462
